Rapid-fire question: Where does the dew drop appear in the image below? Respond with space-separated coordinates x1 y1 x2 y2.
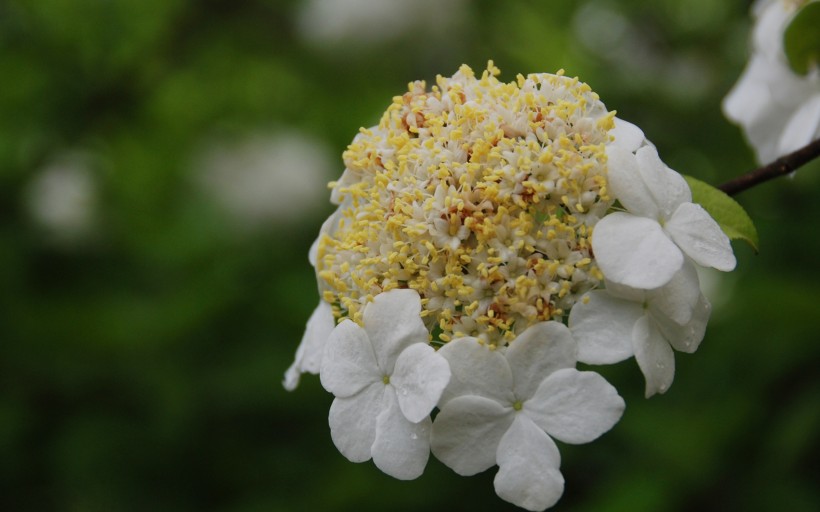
410 433 418 440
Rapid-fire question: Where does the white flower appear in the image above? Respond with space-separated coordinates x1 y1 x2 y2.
296 0 467 45
723 0 820 164
431 322 624 511
569 262 711 397
592 145 736 290
319 289 451 480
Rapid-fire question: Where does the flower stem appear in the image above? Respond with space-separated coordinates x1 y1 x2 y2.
719 138 820 196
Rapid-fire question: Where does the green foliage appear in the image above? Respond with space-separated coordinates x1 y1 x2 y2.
784 2 820 75
684 175 760 252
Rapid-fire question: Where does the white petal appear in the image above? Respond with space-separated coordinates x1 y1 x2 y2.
299 301 336 374
647 260 701 326
603 279 646 303
282 362 302 391
592 212 684 289
284 326 310 392
283 358 303 392
363 289 429 372
605 146 659 218
505 322 577 401
309 205 344 267
391 343 451 423
308 235 320 268
611 117 645 153
431 395 514 476
743 72 800 163
437 337 515 406
635 146 691 218
569 291 640 365
526 368 625 444
722 56 797 163
328 383 387 463
665 202 736 272
656 294 711 354
494 415 564 512
283 301 336 391
778 93 820 156
320 319 380 398
752 0 793 56
723 57 772 128
632 315 675 398
371 391 431 480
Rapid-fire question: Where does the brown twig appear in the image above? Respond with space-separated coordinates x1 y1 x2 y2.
719 138 820 196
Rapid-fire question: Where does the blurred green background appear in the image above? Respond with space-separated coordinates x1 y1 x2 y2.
1 0 818 510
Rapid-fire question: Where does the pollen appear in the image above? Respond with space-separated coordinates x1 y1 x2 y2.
316 63 614 347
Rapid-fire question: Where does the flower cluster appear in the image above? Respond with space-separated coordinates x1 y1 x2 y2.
723 0 820 164
319 63 615 345
285 63 736 510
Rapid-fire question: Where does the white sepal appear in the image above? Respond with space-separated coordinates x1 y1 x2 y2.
526 368 625 444
493 415 564 512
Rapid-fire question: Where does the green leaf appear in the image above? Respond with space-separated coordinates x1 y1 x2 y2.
784 2 820 76
684 175 759 252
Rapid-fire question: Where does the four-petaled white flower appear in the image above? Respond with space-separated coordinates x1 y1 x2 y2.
592 145 736 290
320 289 451 480
723 0 820 164
431 322 624 511
570 262 711 397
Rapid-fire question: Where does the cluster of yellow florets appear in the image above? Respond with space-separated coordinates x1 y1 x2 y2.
315 62 615 346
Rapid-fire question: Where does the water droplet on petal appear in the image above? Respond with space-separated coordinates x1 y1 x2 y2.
410 433 418 440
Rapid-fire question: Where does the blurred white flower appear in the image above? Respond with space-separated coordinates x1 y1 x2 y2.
195 130 332 229
296 0 467 45
723 0 820 164
572 1 631 59
572 1 716 105
25 153 98 244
